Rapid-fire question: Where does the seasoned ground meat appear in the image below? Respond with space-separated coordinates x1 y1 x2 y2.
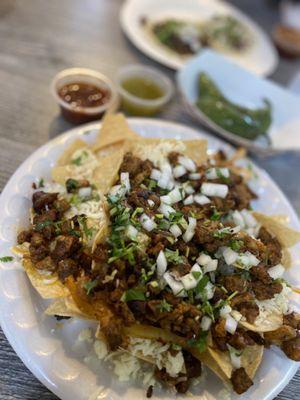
53 198 70 214
258 227 282 266
228 329 255 350
120 152 153 188
30 232 45 247
231 292 259 324
283 312 300 330
65 178 90 193
146 385 153 398
51 235 80 262
221 275 249 293
128 300 147 318
33 211 58 240
127 188 160 211
183 351 202 378
231 367 253 394
170 261 191 278
29 243 49 262
32 191 58 213
247 331 265 346
168 152 180 166
211 319 228 351
264 325 297 343
281 337 300 361
92 243 108 263
250 264 272 284
252 281 283 301
17 229 32 244
36 256 57 272
148 232 172 256
212 287 227 304
154 368 188 393
57 259 78 282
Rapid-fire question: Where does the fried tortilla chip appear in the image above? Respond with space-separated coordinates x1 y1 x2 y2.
127 137 207 167
45 296 88 318
23 258 68 299
92 113 139 153
254 212 300 249
56 139 88 166
93 149 125 194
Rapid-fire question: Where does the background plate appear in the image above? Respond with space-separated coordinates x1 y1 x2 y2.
120 0 278 76
0 119 299 400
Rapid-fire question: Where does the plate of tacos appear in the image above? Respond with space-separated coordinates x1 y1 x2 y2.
0 114 299 400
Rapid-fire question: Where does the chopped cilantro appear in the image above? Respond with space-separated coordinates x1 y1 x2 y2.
121 288 146 302
194 275 209 296
158 299 173 312
83 279 98 295
210 208 221 221
157 219 170 230
213 227 232 239
169 211 184 224
164 248 184 264
187 331 208 352
192 271 202 280
147 179 157 190
69 194 82 207
0 256 14 262
66 178 79 192
202 301 215 321
171 343 182 351
78 216 96 239
71 156 83 166
35 220 53 231
230 239 244 252
187 289 194 304
216 168 230 184
38 178 45 188
131 207 144 219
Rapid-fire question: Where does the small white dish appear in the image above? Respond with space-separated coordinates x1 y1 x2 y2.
177 49 300 153
120 0 278 76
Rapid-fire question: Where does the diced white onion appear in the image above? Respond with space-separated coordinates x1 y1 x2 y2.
244 251 260 267
120 172 131 193
168 187 184 204
222 247 239 265
197 253 211 266
140 213 157 232
220 304 232 318
232 210 245 228
109 184 126 197
78 186 92 198
160 194 172 205
157 174 170 189
183 195 194 205
201 183 228 198
200 316 212 331
157 250 167 276
191 263 202 275
203 259 218 273
126 224 138 239
267 263 285 280
231 310 243 322
184 183 195 194
189 172 201 180
167 180 175 190
163 271 184 296
169 224 182 238
150 169 161 181
204 281 215 300
182 217 197 243
241 209 257 228
225 315 238 334
147 199 155 207
228 346 242 369
180 273 197 290
178 156 196 172
194 194 211 205
158 203 176 219
205 167 229 180
173 165 187 178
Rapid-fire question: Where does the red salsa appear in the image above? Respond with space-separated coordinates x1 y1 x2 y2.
58 82 111 109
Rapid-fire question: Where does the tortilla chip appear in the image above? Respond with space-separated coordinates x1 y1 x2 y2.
93 149 125 194
240 314 283 333
127 137 207 167
254 212 300 248
45 296 88 319
207 343 263 380
56 139 87 166
23 258 68 299
92 113 139 153
95 141 126 160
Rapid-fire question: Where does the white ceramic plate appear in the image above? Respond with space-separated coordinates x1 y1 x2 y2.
0 118 299 400
177 50 300 153
120 0 278 76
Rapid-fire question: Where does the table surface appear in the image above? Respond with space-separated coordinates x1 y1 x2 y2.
0 0 300 399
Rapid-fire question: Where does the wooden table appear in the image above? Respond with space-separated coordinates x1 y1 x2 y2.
0 0 299 398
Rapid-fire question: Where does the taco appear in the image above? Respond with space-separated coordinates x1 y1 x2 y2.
16 113 300 396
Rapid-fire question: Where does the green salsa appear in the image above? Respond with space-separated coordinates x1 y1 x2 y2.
121 77 164 100
196 72 272 141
